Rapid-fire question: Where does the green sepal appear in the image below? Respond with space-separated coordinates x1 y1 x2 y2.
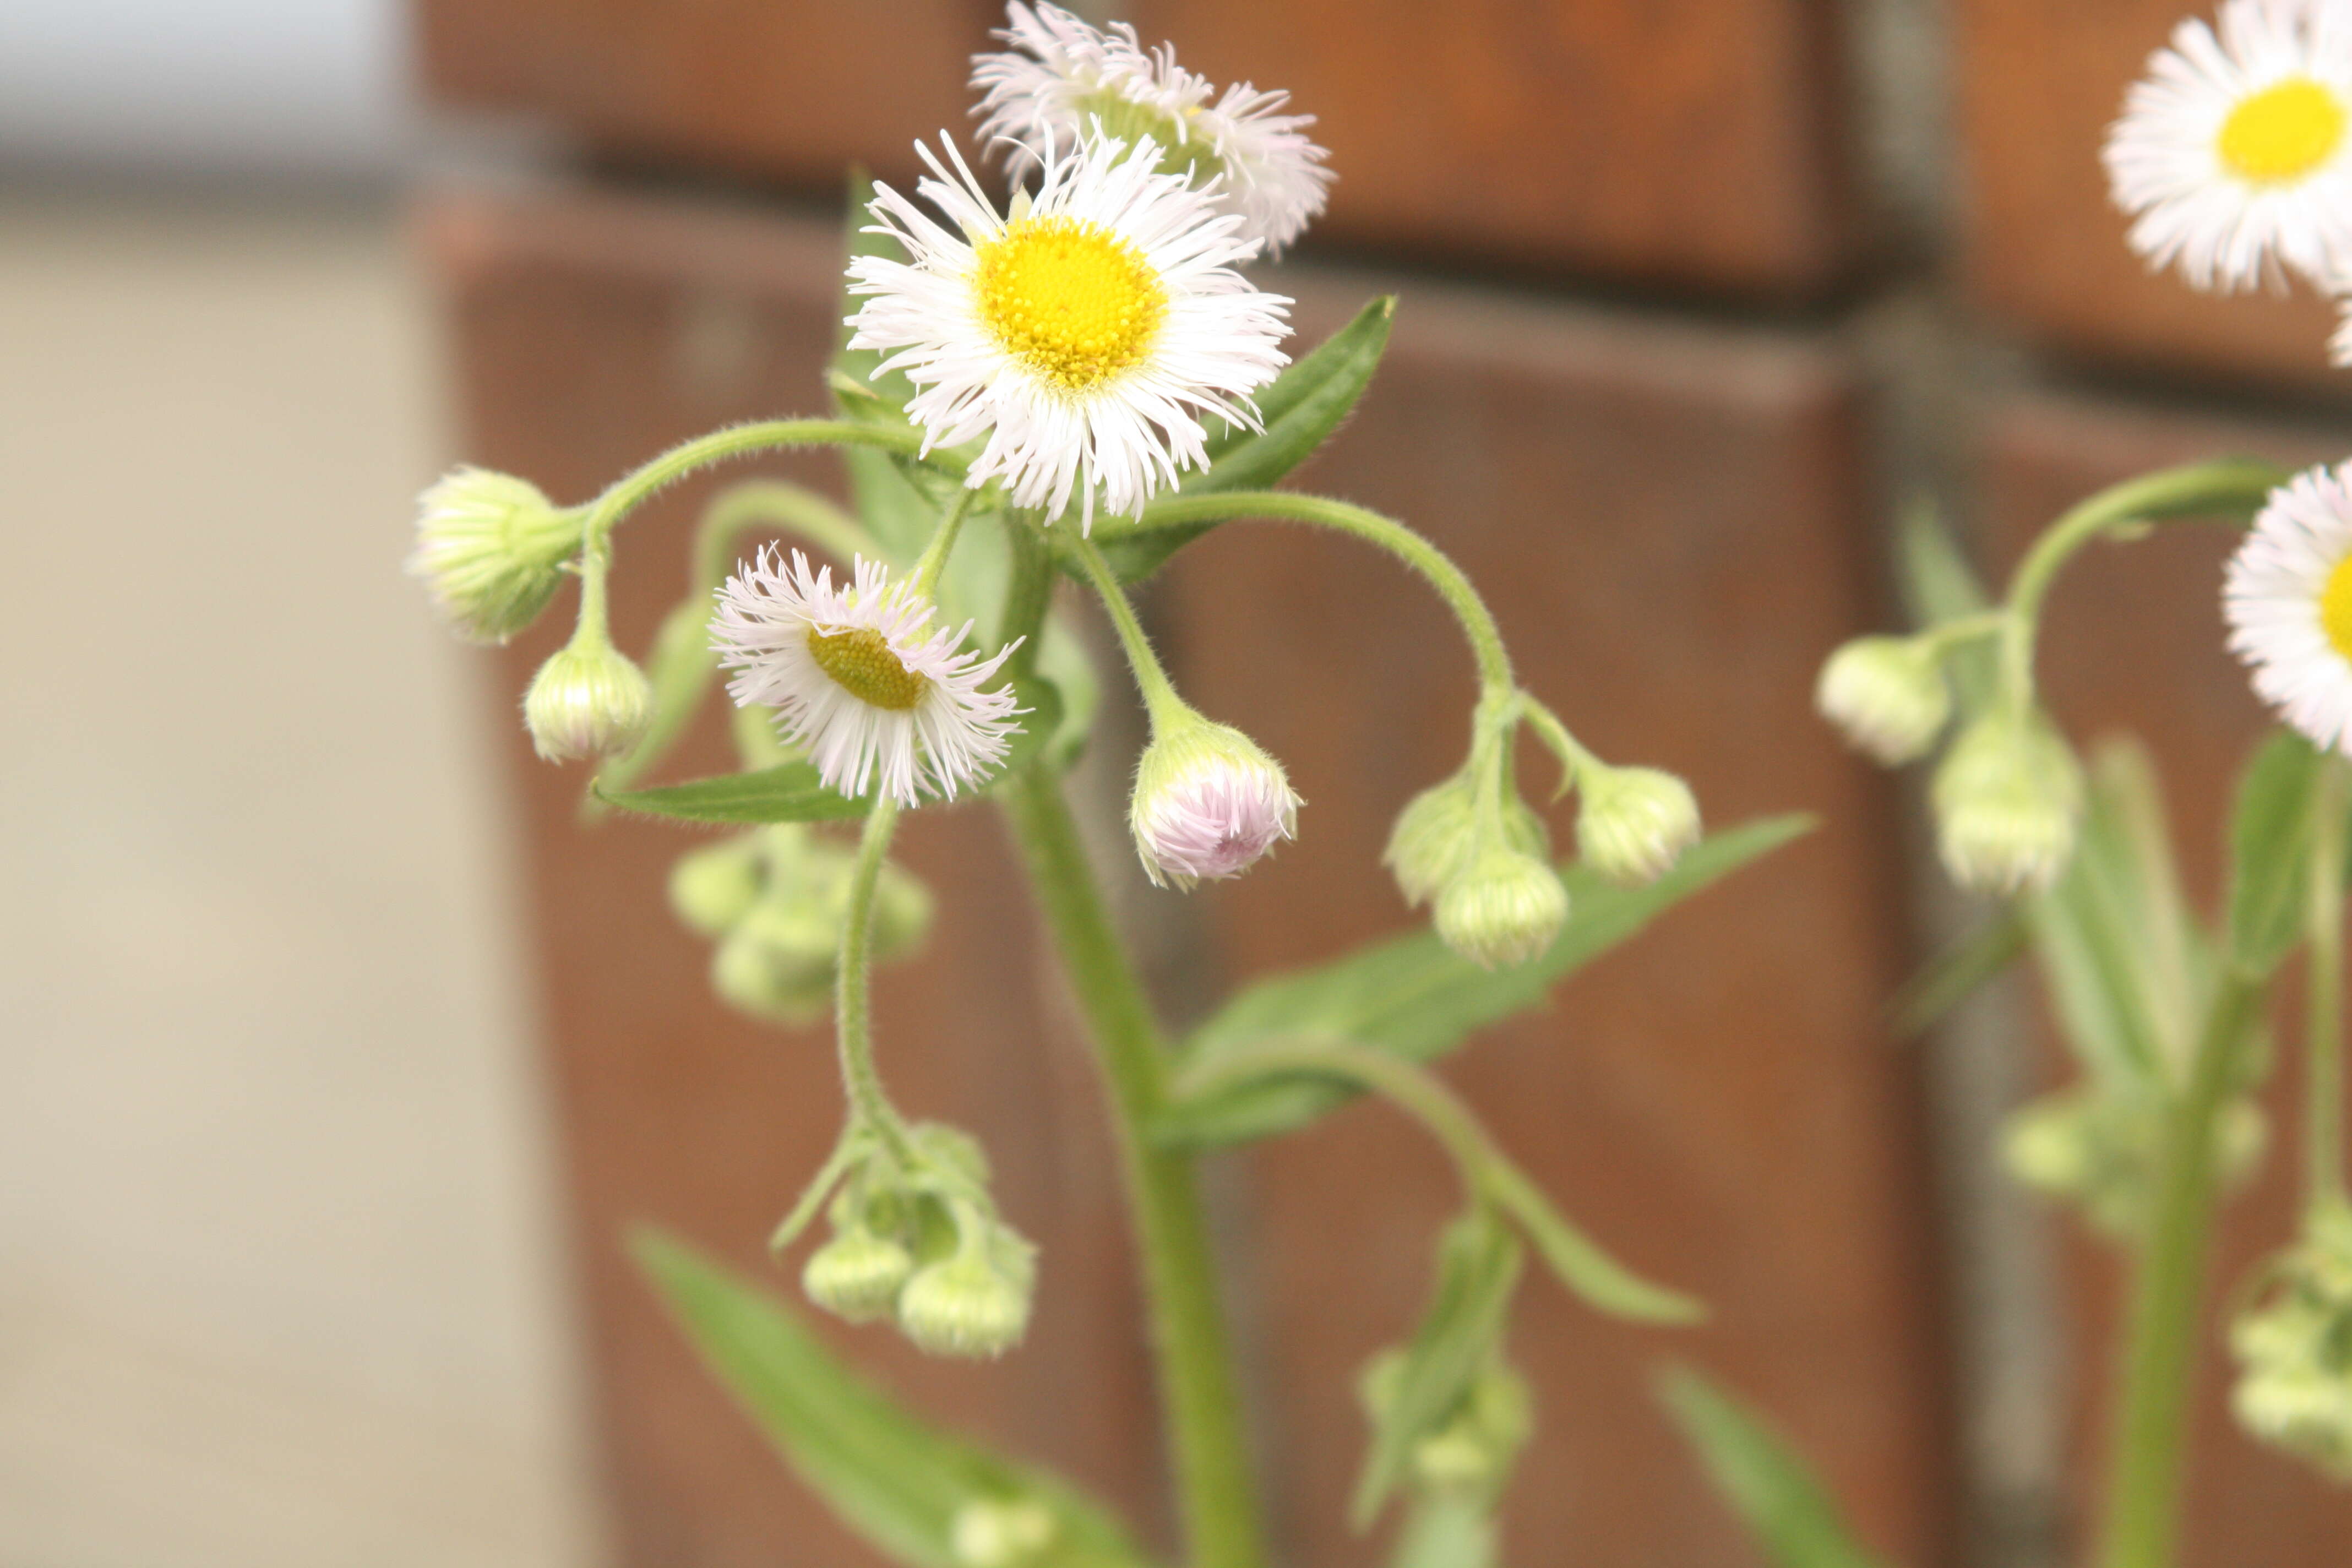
593 677 1065 825
1352 1210 1522 1531
1656 1365 1894 1568
1091 296 1396 581
1160 816 1808 1145
633 1229 1156 1568
2227 729 2327 978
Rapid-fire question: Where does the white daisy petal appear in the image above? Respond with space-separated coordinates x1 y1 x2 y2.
712 548 1023 805
2104 0 2352 293
2225 459 2352 751
971 2 1333 255
846 128 1292 529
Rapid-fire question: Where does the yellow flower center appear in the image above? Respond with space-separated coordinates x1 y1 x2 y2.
2218 78 2347 184
2322 553 2352 665
974 215 1168 391
808 625 928 711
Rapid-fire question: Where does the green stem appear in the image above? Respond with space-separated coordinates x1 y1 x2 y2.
1069 533 1185 722
835 796 917 1167
2309 761 2348 1217
1997 459 2286 710
579 418 956 548
909 487 977 600
1129 491 1515 693
999 514 1054 682
2097 967 2267 1568
569 526 616 649
997 769 1266 1568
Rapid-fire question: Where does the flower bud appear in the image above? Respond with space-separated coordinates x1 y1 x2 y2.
1385 772 1548 907
1575 765 1700 886
2230 1210 2352 1477
524 638 654 763
802 1227 915 1324
1434 843 1568 969
1816 635 1952 765
1931 710 2084 895
896 1241 1036 1359
668 834 767 937
1129 716 1302 889
406 466 580 644
950 1498 1058 1568
710 898 839 1026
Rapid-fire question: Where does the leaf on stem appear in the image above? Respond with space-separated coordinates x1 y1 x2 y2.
1656 1365 1895 1568
633 1229 1156 1568
2228 729 2326 978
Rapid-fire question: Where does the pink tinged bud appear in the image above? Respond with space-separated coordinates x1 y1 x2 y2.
1129 719 1303 889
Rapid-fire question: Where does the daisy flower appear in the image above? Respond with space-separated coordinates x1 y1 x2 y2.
2225 460 2352 751
971 2 1333 255
846 130 1291 528
2104 0 2352 292
712 548 1022 805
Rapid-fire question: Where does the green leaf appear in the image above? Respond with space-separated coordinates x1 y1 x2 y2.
1656 1365 1894 1568
2227 729 2325 977
1163 816 1809 1145
1353 1211 1522 1530
594 678 1064 825
1095 296 1396 581
1480 1156 1703 1324
1894 498 1997 715
633 1230 1155 1568
1889 908 2027 1038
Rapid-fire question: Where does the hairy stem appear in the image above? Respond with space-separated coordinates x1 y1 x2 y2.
2096 967 2265 1568
997 768 1266 1568
580 418 956 548
835 796 917 1167
2309 760 2348 1217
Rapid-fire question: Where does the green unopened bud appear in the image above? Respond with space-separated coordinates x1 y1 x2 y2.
1411 1363 1533 1495
1434 842 1567 969
669 834 766 936
897 1225 1036 1359
406 466 581 644
950 1498 1058 1568
1931 710 2083 895
2230 1210 2352 1477
802 1227 915 1323
1129 714 1302 889
524 637 654 763
1385 772 1548 907
1575 765 1700 886
710 897 839 1026
1816 635 1952 765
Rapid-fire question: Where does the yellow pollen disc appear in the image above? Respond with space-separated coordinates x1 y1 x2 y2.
2218 78 2346 183
2322 554 2352 664
808 625 928 711
974 215 1168 391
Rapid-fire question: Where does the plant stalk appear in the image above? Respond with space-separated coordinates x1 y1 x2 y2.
997 767 1266 1568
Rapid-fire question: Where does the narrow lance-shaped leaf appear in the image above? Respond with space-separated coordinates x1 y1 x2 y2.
1657 1365 1896 1568
2228 729 2325 977
633 1231 1155 1568
1163 816 1809 1146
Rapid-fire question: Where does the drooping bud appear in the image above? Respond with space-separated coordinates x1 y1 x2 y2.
1385 771 1547 908
406 466 580 644
1816 634 1953 765
950 1498 1059 1568
1931 709 2084 894
668 833 768 937
1574 764 1700 886
897 1231 1037 1359
2230 1208 2352 1478
802 1226 916 1324
1129 715 1302 889
523 638 654 763
1434 842 1568 969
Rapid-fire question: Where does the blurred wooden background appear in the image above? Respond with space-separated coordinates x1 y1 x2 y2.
412 3 2352 1566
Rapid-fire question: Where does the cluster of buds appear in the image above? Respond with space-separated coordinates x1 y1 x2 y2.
2230 1206 2352 1478
671 825 933 1026
801 1124 1038 1358
2005 1085 2266 1240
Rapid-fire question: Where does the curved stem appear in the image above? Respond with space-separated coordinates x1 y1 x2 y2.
835 796 918 1167
2097 966 2267 1568
1997 459 2286 710
2309 760 2348 1217
579 418 954 549
996 769 1266 1568
1069 533 1185 723
1127 491 1515 693
909 487 977 600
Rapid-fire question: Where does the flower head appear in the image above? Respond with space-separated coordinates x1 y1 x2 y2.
1575 765 1701 887
1434 842 1569 970
1930 709 2085 894
972 2 1334 255
1816 634 1954 765
522 638 653 763
714 549 1022 805
2104 0 2352 292
2226 460 2352 751
406 466 580 644
847 130 1291 528
1129 715 1302 888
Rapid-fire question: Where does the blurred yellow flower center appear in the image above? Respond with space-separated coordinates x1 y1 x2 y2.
2322 554 2352 664
2218 78 2345 183
974 215 1167 391
808 625 928 710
